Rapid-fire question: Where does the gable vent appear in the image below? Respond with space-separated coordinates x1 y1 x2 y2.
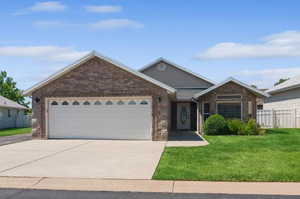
157 63 167 71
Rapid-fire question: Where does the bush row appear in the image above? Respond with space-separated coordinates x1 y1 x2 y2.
203 114 265 135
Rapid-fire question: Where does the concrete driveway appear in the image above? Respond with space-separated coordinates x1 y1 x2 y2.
0 140 165 179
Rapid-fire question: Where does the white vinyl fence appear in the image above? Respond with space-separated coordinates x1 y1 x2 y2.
257 109 300 128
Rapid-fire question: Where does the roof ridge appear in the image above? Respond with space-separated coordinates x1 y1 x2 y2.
23 51 176 95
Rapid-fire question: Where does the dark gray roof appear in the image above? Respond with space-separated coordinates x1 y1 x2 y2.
0 95 28 110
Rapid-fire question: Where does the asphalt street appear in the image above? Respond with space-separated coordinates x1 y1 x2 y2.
0 134 31 146
1 189 299 199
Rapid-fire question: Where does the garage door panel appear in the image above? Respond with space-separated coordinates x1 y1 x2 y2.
48 98 152 140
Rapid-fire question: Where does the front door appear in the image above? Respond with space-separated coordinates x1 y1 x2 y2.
177 103 191 130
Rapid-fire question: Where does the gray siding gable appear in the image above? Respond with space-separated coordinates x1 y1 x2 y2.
140 61 214 89
265 87 300 103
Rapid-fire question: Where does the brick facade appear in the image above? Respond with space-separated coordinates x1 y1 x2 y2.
31 57 171 141
198 82 257 132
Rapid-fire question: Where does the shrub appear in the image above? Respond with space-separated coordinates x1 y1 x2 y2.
245 119 260 135
236 119 261 135
237 122 248 135
227 119 243 135
258 128 267 136
204 114 228 135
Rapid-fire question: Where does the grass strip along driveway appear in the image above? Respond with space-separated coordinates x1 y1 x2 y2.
0 128 31 137
153 129 300 182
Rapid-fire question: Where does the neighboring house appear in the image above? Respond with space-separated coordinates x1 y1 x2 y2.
256 89 268 110
23 51 268 141
265 75 300 110
0 95 30 129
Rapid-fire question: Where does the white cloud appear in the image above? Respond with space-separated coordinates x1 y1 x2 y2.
197 31 300 60
238 67 300 88
90 19 143 30
33 20 63 27
32 19 143 30
30 1 66 12
13 1 66 15
0 46 88 62
85 5 122 13
32 20 82 28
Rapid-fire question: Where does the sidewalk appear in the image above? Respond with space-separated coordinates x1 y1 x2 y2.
0 177 300 195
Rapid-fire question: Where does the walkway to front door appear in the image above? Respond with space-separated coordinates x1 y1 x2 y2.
167 131 209 147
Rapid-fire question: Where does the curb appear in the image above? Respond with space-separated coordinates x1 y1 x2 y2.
0 177 300 195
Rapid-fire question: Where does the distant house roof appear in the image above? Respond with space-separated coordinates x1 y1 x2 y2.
267 75 300 94
0 96 28 110
139 57 216 85
23 51 176 96
194 77 270 98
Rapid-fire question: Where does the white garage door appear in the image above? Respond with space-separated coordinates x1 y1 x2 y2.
47 97 152 140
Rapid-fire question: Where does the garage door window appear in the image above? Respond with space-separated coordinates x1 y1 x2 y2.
51 101 58 106
94 101 101 105
128 100 136 105
62 101 69 105
117 100 124 105
140 100 148 105
106 101 113 105
83 101 90 105
73 101 80 105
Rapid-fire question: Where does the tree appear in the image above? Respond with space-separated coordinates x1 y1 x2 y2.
274 78 289 86
0 71 29 107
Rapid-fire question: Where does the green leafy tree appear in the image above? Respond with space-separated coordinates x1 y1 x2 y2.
0 71 29 107
274 78 289 86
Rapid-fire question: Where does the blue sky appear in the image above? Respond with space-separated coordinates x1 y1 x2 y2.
1 0 300 90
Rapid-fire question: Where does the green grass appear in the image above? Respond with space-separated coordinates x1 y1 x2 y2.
153 129 300 182
0 128 32 137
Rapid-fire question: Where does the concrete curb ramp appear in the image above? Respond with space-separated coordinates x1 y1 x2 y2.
0 177 300 195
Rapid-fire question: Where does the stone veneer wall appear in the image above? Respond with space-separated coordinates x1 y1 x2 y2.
31 57 171 141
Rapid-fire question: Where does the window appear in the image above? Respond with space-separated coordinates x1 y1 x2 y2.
106 101 113 105
51 101 58 106
140 100 148 105
83 101 90 105
217 95 241 101
203 103 210 121
128 100 136 105
257 104 263 110
62 101 69 105
72 101 80 105
94 101 101 105
117 100 124 105
7 109 11 118
217 103 241 119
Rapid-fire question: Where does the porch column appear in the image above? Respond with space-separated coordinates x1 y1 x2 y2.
197 100 201 133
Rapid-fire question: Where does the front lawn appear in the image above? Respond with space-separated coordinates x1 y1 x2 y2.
0 128 32 137
153 129 300 182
